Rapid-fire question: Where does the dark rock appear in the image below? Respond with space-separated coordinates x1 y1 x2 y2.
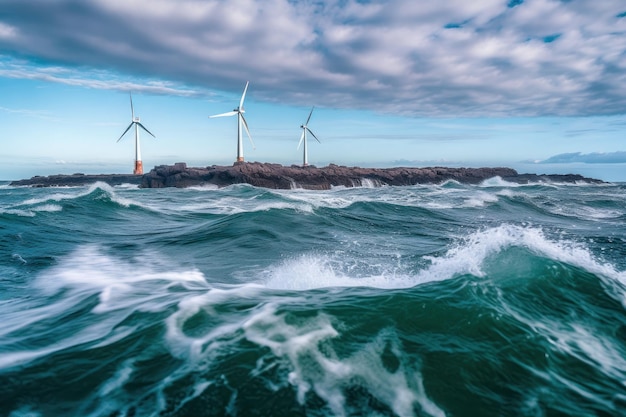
10 173 142 187
138 163 603 189
10 163 604 189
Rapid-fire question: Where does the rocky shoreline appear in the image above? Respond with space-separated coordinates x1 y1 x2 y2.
10 162 604 189
10 173 142 187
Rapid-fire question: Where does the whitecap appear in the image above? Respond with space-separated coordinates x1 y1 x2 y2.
463 191 499 207
0 208 35 217
32 204 63 212
423 224 626 285
114 183 140 189
479 176 523 187
187 184 219 191
262 224 626 292
262 253 416 291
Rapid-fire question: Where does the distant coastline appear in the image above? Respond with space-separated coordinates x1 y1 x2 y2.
9 162 604 189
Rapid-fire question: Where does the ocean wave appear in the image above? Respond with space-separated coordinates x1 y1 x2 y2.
1 238 624 416
4 182 150 214
2 182 626 416
186 184 220 191
0 245 209 370
262 224 626 292
479 176 525 188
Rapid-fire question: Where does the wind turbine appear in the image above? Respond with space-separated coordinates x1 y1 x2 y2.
117 93 156 175
297 106 320 166
208 81 255 163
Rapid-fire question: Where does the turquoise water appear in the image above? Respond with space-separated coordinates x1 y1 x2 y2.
1 179 625 416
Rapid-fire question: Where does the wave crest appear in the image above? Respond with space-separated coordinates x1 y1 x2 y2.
263 225 626 291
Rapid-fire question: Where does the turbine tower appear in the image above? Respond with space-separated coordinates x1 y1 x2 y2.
209 81 255 163
117 93 156 175
297 107 321 166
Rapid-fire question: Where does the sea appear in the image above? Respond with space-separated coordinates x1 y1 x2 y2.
1 178 625 417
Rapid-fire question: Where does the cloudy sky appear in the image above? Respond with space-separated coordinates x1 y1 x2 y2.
0 0 625 180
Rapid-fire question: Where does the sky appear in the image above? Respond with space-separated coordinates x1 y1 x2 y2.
0 0 625 181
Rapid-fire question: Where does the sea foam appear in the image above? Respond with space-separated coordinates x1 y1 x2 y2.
243 303 445 417
262 224 626 291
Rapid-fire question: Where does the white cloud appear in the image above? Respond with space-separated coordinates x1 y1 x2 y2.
0 0 625 117
0 22 17 39
0 58 203 97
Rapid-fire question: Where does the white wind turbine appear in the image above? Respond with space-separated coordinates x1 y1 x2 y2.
117 93 156 175
209 81 255 163
297 107 320 166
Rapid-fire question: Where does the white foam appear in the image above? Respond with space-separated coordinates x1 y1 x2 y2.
20 182 103 206
91 182 147 209
243 304 445 417
164 284 266 360
0 305 135 369
565 323 626 383
114 183 140 189
495 188 519 198
263 225 626 292
187 184 219 191
479 176 523 187
273 184 506 211
0 204 62 216
186 194 315 215
558 205 623 221
425 225 626 284
38 246 208 314
32 204 63 212
501 304 626 407
463 191 499 207
99 360 135 396
262 254 416 290
11 253 27 264
13 181 145 211
358 178 384 188
41 246 205 286
0 208 35 217
277 191 356 210
0 245 212 371
276 185 451 211
439 179 462 187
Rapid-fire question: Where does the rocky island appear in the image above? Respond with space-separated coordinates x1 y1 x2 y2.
10 162 604 189
10 173 143 187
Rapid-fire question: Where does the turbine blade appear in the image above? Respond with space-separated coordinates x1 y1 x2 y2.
297 129 305 149
137 122 156 138
241 114 255 149
239 81 249 110
209 111 237 118
307 128 321 143
129 93 134 119
305 106 314 125
117 122 134 142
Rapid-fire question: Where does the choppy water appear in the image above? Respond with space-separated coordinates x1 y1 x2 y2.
1 178 625 417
